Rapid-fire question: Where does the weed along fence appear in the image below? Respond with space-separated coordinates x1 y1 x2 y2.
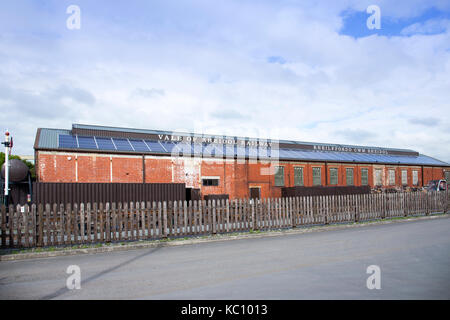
1 191 449 249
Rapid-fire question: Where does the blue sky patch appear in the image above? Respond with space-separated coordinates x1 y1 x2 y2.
339 7 450 38
267 56 287 64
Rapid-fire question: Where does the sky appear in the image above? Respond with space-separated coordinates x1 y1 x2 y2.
1 0 449 163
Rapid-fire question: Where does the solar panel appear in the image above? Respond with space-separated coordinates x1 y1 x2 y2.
58 135 77 148
236 146 246 158
215 144 225 156
354 153 370 162
96 137 116 150
258 147 271 159
77 136 97 149
248 147 258 159
173 143 192 155
112 138 133 151
129 139 150 152
333 152 352 161
278 149 294 159
58 132 447 166
203 144 225 157
224 145 235 158
192 143 203 155
145 141 166 153
268 147 281 159
159 141 175 153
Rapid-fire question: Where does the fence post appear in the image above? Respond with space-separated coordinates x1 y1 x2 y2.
1 205 6 248
212 200 217 234
354 195 359 223
288 197 292 228
66 203 72 245
386 193 390 218
446 189 449 214
22 205 29 248
173 200 178 236
403 193 407 217
37 204 43 247
80 203 85 244
324 196 329 225
106 202 112 242
226 199 230 233
291 197 296 228
16 205 23 248
193 200 198 235
98 203 104 242
251 199 255 231
157 201 162 238
425 193 430 216
31 204 37 247
162 201 168 238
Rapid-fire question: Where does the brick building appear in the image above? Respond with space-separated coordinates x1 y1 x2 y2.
34 124 450 199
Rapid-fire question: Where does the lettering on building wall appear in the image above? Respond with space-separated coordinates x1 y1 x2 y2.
157 134 393 154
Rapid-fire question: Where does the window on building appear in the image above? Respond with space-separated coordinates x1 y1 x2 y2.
401 170 408 185
274 166 285 187
389 169 396 185
329 168 338 185
445 171 450 182
202 178 219 186
361 168 369 186
346 168 354 186
313 167 321 186
413 170 419 186
375 169 382 186
294 167 304 186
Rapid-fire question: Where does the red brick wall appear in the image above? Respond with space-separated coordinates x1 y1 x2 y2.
37 151 448 198
77 155 110 183
37 153 77 182
112 157 142 183
145 158 173 183
423 167 444 185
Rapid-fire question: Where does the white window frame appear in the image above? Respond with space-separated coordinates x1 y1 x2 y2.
389 169 396 186
413 170 419 186
293 166 304 186
274 166 285 187
375 169 382 186
401 170 408 185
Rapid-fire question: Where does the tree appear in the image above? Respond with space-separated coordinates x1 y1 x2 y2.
0 152 36 180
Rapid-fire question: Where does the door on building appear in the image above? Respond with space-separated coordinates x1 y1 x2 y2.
249 187 261 199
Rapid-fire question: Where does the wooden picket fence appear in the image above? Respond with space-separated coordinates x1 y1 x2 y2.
1 191 448 249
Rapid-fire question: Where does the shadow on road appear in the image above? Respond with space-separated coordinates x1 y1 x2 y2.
41 245 163 300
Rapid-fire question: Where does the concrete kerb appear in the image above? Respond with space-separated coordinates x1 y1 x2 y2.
1 213 449 262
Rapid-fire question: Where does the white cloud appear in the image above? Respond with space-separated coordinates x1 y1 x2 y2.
1 1 450 164
401 19 450 35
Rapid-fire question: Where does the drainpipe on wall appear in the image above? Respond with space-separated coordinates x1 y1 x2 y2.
421 165 424 187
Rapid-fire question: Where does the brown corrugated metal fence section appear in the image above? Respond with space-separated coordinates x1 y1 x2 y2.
282 186 371 197
33 182 186 205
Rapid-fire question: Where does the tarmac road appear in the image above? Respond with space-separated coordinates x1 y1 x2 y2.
1 216 449 299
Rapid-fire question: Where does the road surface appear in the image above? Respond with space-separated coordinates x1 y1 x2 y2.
1 217 450 299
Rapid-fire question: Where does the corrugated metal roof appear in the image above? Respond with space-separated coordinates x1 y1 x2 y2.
37 128 70 149
35 127 450 167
